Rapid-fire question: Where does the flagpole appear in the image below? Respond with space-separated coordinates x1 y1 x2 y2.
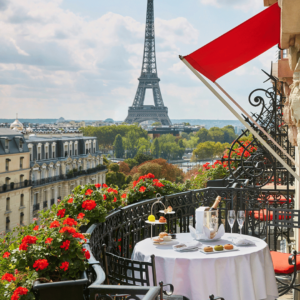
179 56 300 183
214 81 297 167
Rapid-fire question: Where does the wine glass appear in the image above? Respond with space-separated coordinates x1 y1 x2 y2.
237 210 245 235
227 210 236 241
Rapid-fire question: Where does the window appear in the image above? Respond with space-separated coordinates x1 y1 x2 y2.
6 198 10 211
52 145 55 158
20 157 23 169
20 213 24 226
45 152 48 159
38 153 41 160
45 145 49 159
5 177 10 185
20 174 24 183
70 150 72 157
38 146 41 160
64 145 68 157
5 139 9 152
75 149 77 155
34 193 38 205
6 217 10 231
19 139 23 150
20 194 24 207
5 159 9 171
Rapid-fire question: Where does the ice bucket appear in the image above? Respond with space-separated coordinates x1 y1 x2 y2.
203 210 219 239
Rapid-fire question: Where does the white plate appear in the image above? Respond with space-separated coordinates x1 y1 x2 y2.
159 210 175 214
152 237 178 246
145 220 167 225
196 238 221 242
200 246 239 254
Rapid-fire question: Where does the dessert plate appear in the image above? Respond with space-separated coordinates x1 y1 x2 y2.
152 237 178 246
159 210 175 214
145 220 167 225
199 247 239 254
196 238 221 242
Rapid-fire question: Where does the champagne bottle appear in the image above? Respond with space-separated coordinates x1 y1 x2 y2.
209 196 221 211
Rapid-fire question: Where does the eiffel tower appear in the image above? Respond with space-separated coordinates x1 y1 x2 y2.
124 0 171 125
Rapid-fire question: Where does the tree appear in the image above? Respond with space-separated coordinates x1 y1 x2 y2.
124 158 138 169
195 128 209 142
119 162 130 175
109 163 120 173
151 138 160 158
138 162 162 179
137 137 151 154
123 130 139 158
207 127 225 143
178 139 184 148
181 132 189 140
134 153 153 165
152 122 162 126
113 134 124 158
193 141 216 160
183 122 191 126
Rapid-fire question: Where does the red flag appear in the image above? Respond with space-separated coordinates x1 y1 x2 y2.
184 3 280 82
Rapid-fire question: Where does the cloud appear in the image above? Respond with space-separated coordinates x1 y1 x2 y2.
200 0 262 12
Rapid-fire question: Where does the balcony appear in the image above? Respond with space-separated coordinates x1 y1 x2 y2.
0 180 32 193
33 203 40 211
43 200 48 208
50 199 55 206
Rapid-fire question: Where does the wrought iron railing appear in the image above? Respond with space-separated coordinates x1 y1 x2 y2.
87 187 295 269
0 180 32 193
33 203 40 211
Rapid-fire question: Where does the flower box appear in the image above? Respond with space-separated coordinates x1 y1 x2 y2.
32 271 88 300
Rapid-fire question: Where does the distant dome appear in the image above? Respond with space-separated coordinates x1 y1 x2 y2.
104 118 114 123
57 117 65 123
10 115 23 131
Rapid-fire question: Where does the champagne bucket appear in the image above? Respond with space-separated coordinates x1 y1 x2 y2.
203 210 219 239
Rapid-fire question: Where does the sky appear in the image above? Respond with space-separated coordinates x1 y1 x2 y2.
0 0 277 121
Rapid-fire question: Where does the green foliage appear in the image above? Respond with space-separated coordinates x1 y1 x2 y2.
183 122 191 126
195 126 237 144
113 134 124 158
134 153 153 165
192 141 229 160
138 162 162 179
123 130 140 158
102 156 109 165
124 158 138 169
109 163 120 173
80 125 147 149
151 138 160 158
157 134 185 160
152 122 162 126
137 137 151 154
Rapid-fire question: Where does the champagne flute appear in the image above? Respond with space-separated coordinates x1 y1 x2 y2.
227 210 236 241
237 210 245 235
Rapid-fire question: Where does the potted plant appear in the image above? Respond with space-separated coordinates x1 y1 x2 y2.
0 212 91 300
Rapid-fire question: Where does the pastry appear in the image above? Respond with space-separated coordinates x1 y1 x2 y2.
167 206 173 212
214 245 224 251
159 232 168 239
153 238 163 243
224 244 234 250
204 246 213 252
164 209 168 214
159 216 166 223
163 236 172 241
148 215 155 222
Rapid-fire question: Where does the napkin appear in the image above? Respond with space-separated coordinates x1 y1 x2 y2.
189 225 202 240
173 241 202 252
203 224 225 240
232 238 255 246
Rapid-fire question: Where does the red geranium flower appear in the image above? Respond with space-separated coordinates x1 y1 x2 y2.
82 248 91 259
72 232 87 242
60 261 69 271
103 195 107 201
19 243 28 251
113 197 117 202
153 182 164 188
3 252 10 258
121 193 127 199
11 287 28 300
139 186 146 193
60 240 71 251
63 218 78 226
67 198 73 203
33 259 49 271
77 213 85 219
147 173 155 179
102 184 108 188
50 220 60 228
45 238 53 244
82 200 96 210
59 226 76 234
33 226 39 231
133 181 137 188
95 183 101 188
85 189 93 196
57 209 66 218
1 273 16 282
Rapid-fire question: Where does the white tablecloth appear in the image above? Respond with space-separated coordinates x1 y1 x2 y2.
131 233 278 300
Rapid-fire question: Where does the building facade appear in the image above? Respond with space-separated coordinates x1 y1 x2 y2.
0 128 31 233
27 134 106 220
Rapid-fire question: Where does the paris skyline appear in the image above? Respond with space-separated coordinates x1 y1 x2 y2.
0 0 274 121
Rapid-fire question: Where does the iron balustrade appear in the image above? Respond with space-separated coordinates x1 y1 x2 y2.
33 203 40 211
87 187 295 270
43 201 48 209
50 199 55 206
0 180 32 193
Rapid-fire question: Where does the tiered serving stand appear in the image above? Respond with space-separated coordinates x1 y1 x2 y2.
145 193 175 240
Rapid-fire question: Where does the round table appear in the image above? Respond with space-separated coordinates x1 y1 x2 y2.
131 233 278 300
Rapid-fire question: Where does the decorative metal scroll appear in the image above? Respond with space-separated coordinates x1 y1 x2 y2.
222 70 295 189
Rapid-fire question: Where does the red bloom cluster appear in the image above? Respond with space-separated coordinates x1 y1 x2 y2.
95 183 101 188
63 218 78 226
139 186 146 193
113 197 117 202
59 226 76 234
50 220 60 228
60 261 69 271
57 209 66 218
67 198 73 203
153 179 164 188
1 273 16 282
60 240 71 251
102 184 108 188
107 187 118 194
82 200 97 211
11 287 28 300
72 232 87 242
82 248 91 259
3 252 10 258
33 226 39 231
45 238 53 244
121 193 127 199
85 189 93 196
133 173 155 187
33 259 49 271
203 162 210 170
19 235 37 251
77 213 85 219
103 195 107 201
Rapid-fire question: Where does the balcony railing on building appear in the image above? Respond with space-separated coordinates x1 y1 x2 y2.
0 180 32 193
33 203 40 211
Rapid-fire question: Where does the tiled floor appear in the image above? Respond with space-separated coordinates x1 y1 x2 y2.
278 290 293 300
